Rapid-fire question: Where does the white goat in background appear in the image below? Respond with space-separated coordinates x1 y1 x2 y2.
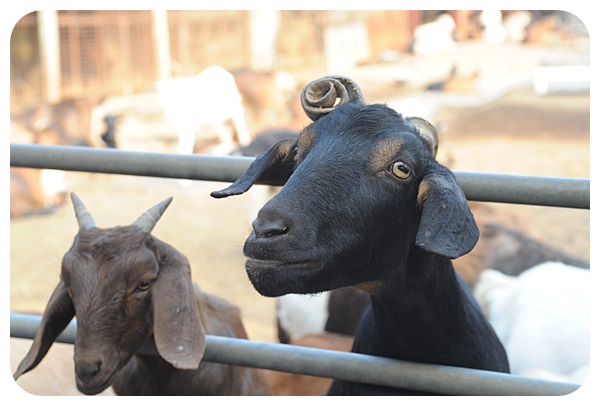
473 262 590 384
155 65 251 157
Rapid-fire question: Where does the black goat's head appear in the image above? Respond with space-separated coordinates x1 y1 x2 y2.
13 194 205 395
212 76 478 297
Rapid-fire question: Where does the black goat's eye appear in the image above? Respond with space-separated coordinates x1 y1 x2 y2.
389 161 411 180
137 279 154 291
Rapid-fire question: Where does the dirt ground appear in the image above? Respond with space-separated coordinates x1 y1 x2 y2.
9 49 590 395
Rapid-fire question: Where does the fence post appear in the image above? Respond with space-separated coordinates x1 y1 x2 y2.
249 10 280 70
37 10 61 102
152 10 172 80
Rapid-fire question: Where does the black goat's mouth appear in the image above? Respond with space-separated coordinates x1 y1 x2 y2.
246 258 319 271
245 258 323 297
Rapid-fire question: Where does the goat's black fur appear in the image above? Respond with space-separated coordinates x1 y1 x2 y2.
213 83 510 395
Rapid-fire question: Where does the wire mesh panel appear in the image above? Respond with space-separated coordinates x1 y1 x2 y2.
9 10 420 112
10 12 44 112
275 11 419 73
167 10 251 75
276 11 327 72
57 11 156 98
366 10 419 56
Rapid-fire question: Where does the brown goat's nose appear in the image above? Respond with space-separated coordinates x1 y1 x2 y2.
252 217 289 238
76 359 102 380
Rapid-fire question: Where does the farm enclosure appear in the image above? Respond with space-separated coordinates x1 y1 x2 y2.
9 10 591 396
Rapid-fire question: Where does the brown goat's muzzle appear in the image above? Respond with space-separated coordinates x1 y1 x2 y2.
74 358 115 395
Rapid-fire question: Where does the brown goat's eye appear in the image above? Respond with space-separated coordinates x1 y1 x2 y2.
137 279 154 292
389 161 411 180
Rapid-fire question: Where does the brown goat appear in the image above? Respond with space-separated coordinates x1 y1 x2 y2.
10 97 116 219
13 193 270 396
20 97 107 148
10 164 68 219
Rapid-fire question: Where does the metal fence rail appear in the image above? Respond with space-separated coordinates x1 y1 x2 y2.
9 143 590 395
10 313 579 396
10 144 591 209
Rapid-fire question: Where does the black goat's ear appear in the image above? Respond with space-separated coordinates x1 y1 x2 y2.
415 164 479 259
152 248 205 370
211 139 297 198
406 117 438 158
13 282 75 380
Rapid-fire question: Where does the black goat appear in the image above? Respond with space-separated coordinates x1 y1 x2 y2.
212 75 510 395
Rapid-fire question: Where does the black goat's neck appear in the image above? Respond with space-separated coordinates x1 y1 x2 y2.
356 247 466 363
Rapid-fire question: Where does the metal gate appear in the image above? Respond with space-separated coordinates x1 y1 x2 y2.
10 143 588 396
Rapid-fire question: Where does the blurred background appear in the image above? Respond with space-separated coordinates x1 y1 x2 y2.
9 10 590 395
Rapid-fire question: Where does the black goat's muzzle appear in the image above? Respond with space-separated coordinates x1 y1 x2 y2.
244 257 324 297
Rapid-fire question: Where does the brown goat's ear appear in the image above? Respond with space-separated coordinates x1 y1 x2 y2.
415 164 479 259
211 139 297 198
152 253 205 370
13 282 75 380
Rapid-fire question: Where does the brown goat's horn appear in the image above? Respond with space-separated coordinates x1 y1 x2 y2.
71 193 96 230
301 75 366 122
407 117 439 158
132 197 173 233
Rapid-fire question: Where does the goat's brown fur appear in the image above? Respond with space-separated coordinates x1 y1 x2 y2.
10 167 67 218
22 97 104 147
13 195 270 396
10 97 109 219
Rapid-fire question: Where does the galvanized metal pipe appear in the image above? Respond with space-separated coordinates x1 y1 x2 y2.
10 143 252 183
10 144 590 209
10 313 579 396
454 171 590 209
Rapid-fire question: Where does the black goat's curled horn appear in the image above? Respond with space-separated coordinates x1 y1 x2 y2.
301 75 366 122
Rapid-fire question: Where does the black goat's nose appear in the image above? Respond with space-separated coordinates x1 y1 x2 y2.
252 217 289 238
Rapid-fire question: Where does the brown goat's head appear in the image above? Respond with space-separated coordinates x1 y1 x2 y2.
212 76 478 297
13 194 205 395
